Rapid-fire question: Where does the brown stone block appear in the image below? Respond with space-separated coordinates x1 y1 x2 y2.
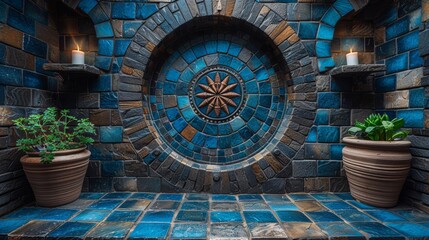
90 109 111 126
5 87 31 107
0 128 8 136
358 52 374 64
163 95 177 108
423 0 429 22
251 163 267 183
121 65 134 75
396 68 423 90
304 177 329 192
374 27 385 45
181 125 197 141
119 101 142 110
352 20 373 37
273 26 294 46
384 90 409 109
282 223 326 239
35 22 59 47
225 0 235 16
264 154 284 173
49 46 60 63
425 110 429 128
0 107 26 126
334 20 352 38
269 21 288 39
0 24 23 49
294 200 327 212
5 47 35 70
112 20 123 38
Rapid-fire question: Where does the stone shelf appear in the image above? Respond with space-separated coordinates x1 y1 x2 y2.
329 64 386 78
43 63 103 78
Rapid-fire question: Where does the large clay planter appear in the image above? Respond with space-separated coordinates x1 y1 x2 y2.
20 147 90 207
342 137 411 208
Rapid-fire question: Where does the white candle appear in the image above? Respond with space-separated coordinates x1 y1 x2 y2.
72 49 85 64
346 48 358 65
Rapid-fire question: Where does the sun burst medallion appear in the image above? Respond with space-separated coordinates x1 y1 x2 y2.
195 72 240 117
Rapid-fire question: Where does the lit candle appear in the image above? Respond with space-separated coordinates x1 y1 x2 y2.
346 48 358 65
72 46 85 64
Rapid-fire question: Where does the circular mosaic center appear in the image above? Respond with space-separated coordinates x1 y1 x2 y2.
190 67 246 122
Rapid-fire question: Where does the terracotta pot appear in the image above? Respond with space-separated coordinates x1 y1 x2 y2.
342 137 411 208
20 147 90 207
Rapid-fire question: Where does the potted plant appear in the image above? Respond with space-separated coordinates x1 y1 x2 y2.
343 113 411 207
13 107 95 207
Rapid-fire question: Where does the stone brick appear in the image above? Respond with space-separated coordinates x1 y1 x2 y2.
384 90 409 109
100 126 123 143
89 178 113 192
113 177 138 191
125 161 148 177
0 107 25 126
292 160 317 178
7 9 35 35
304 177 329 192
396 68 423 90
285 178 304 192
90 109 111 126
0 24 23 49
304 144 330 160
101 161 125 177
77 93 99 108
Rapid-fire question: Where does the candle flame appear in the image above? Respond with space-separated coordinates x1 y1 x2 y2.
350 48 353 53
76 45 80 51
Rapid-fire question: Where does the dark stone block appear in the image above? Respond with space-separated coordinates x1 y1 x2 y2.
386 16 409 40
23 34 47 58
5 87 31 106
101 161 125 177
375 40 396 61
137 177 161 192
285 178 304 192
77 93 99 108
397 30 419 54
112 2 136 20
136 3 158 20
89 5 110 24
304 143 330 160
329 109 350 126
89 177 113 192
292 160 317 177
0 65 22 86
24 1 48 24
78 0 97 13
113 177 137 191
100 92 118 108
386 53 408 74
23 71 47 89
7 8 35 35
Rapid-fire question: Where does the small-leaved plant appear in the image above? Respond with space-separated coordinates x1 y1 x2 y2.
13 107 96 164
348 113 408 141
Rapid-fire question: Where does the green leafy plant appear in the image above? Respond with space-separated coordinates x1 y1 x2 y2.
13 107 96 164
348 113 408 141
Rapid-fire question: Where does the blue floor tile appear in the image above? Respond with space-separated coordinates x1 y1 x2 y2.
239 194 264 201
129 223 170 239
181 201 209 211
157 193 183 201
348 200 377 210
38 209 79 221
87 222 133 238
243 211 277 223
385 222 429 238
211 211 242 222
317 222 364 238
0 219 29 235
150 201 180 210
176 211 208 222
141 211 175 223
186 193 209 200
268 202 299 211
3 208 49 220
129 192 157 200
322 201 356 210
276 211 311 222
47 222 96 238
263 194 291 202
334 209 375 222
365 210 407 222
72 210 110 222
311 193 340 201
288 193 315 201
119 199 150 210
334 193 354 200
241 202 270 210
351 222 405 239
88 199 123 210
105 210 141 222
392 209 429 222
212 194 236 201
79 192 105 200
171 223 207 239
307 211 343 222
102 192 132 199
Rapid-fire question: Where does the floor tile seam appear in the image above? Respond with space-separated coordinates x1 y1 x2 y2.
123 201 152 240
165 195 186 239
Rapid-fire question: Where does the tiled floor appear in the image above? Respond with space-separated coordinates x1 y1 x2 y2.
1 192 429 239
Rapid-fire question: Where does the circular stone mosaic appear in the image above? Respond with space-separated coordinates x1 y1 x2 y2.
149 33 287 166
190 66 246 123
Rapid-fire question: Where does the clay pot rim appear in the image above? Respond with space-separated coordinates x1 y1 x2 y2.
25 146 87 157
343 136 411 148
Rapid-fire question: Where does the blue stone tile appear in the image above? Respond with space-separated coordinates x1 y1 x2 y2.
312 4 330 20
95 56 112 71
90 74 112 92
335 209 375 222
100 126 123 143
2 0 22 10
166 69 181 82
212 194 237 201
330 144 344 160
205 40 217 54
141 211 175 223
375 6 398 27
47 222 96 238
255 68 269 81
375 40 396 60
119 200 150 210
243 211 277 223
100 92 118 108
182 49 197 63
87 222 133 239
72 210 110 222
171 224 207 238
3 208 49 220
311 193 340 201
38 209 79 221
88 199 123 210
347 200 377 210
269 202 299 211
392 209 429 222
0 2 6 24
386 17 410 40
307 211 342 222
322 201 355 210
317 126 339 143
385 222 429 238
334 193 354 201
397 31 419 53
211 211 242 222
240 67 255 81
228 43 241 56
176 211 208 222
230 117 245 131
409 49 423 68
112 2 136 19
409 88 425 108
315 41 331 58
397 109 424 128
186 193 209 200
157 193 183 201
103 192 131 199
288 193 315 201
24 1 48 24
78 0 97 13
23 70 47 89
0 219 29 234
276 211 311 222
317 160 341 177
106 210 141 222
101 161 124 177
136 3 158 20
318 57 335 72
80 192 105 200
341 37 364 52
88 5 109 24
112 57 122 73
321 8 341 27
318 24 335 40
299 22 319 39
263 195 290 202
352 222 405 239
114 39 131 56
365 210 407 222
318 92 340 109
7 9 35 35
217 40 229 53
130 192 156 200
238 194 263 202
95 21 114 38
333 0 354 16
306 126 317 142
98 39 114 56
181 201 209 211
374 75 396 92
123 21 142 38
23 34 47 58
315 109 329 125
317 222 364 238
303 41 316 56
129 223 170 239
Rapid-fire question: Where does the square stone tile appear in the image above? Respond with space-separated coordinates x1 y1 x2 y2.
0 219 29 235
262 194 291 202
47 222 96 238
385 222 429 238
334 209 375 222
310 193 340 201
171 223 207 239
150 201 180 210
241 202 270 211
243 211 277 223
307 211 343 222
276 211 311 222
347 200 377 210
210 223 248 239
175 211 208 222
141 211 175 223
3 208 49 220
211 211 242 222
128 223 170 239
9 221 63 238
212 194 237 201
248 222 287 239
295 200 326 212
288 193 315 201
282 222 327 239
392 209 429 222
88 199 123 210
119 199 150 210
268 202 299 211
186 193 209 200
56 199 95 209
211 202 240 211
351 222 405 239
321 201 355 211
86 222 133 239
316 222 365 239
79 192 106 200
129 192 157 200
37 209 79 221
105 210 141 222
238 194 264 201
334 193 354 200
72 210 110 222
157 193 184 201
364 210 407 222
102 192 132 199
181 201 209 211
